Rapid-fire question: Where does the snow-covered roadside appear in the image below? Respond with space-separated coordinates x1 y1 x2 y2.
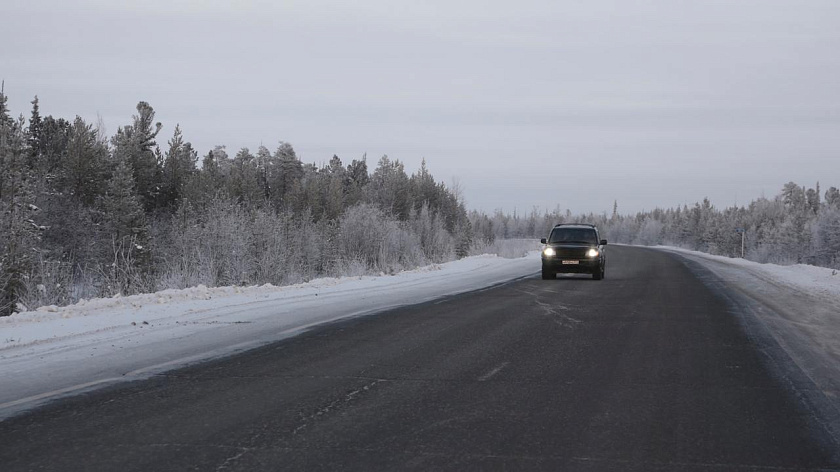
0 252 540 419
653 246 840 398
654 246 840 304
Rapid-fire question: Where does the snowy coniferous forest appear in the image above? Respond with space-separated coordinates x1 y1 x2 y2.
0 94 476 316
1 90 838 316
470 183 840 269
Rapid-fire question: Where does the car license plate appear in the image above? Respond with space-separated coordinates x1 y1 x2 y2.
561 260 579 265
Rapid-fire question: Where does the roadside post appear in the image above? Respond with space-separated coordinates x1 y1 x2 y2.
735 228 745 258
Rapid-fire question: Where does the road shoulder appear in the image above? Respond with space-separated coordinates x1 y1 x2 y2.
658 247 840 454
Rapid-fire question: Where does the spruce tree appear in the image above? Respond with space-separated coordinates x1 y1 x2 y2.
96 157 149 294
27 96 43 168
368 155 410 220
0 81 13 129
0 109 40 315
100 157 148 251
272 142 303 207
0 84 11 202
806 184 820 215
160 124 197 208
347 156 369 187
112 101 162 211
454 218 473 259
410 158 437 212
39 116 71 175
255 145 273 199
345 156 369 207
323 155 346 220
826 187 840 209
63 116 109 206
183 149 226 207
229 147 264 205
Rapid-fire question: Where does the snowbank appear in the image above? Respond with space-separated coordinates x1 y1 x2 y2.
654 246 840 302
0 252 540 418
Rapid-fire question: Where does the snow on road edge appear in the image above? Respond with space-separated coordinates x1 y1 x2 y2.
652 245 840 302
0 253 538 351
0 252 540 418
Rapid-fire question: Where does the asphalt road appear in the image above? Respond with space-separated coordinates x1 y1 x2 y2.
2 246 839 471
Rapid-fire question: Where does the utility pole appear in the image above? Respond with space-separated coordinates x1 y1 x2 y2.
735 228 745 258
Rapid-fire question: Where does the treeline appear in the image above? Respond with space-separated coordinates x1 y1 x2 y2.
468 183 840 267
0 94 474 315
4 90 835 315
604 182 840 266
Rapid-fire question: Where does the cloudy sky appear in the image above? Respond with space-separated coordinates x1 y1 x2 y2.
3 0 839 214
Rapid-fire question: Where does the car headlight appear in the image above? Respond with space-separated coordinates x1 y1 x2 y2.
543 247 556 257
587 248 599 257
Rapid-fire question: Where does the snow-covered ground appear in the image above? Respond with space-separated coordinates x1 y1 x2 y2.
657 246 840 304
0 253 540 419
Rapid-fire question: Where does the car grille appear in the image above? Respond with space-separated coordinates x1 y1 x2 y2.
554 247 589 258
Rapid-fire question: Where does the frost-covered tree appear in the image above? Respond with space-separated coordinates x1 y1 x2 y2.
62 116 110 206
100 157 148 254
254 145 273 199
183 148 227 207
806 184 820 215
779 182 809 260
160 124 197 208
345 156 368 207
339 203 423 272
0 85 12 201
322 155 346 221
27 96 43 167
0 82 13 130
37 116 71 176
813 208 840 267
410 159 438 212
228 147 264 205
0 107 40 315
270 141 303 208
635 216 664 246
112 101 162 211
410 203 454 262
454 218 473 259
367 155 410 219
825 187 840 209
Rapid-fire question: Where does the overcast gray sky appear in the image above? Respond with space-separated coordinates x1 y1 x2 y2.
3 0 839 214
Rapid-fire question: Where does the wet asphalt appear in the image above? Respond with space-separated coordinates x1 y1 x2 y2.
1 245 838 471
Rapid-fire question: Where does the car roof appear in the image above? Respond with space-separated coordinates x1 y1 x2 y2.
552 223 597 230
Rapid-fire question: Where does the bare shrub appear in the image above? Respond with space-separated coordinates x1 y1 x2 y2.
471 238 540 258
379 219 426 273
334 257 369 278
18 256 74 310
0 263 15 314
250 207 292 285
98 236 150 297
409 203 454 263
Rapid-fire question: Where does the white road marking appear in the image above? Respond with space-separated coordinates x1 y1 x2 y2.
478 362 510 381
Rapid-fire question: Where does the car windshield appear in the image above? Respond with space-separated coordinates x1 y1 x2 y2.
548 228 597 244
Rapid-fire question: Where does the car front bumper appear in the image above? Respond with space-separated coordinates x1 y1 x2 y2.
541 257 602 274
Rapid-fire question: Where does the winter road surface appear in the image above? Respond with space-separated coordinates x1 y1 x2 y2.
2 246 840 471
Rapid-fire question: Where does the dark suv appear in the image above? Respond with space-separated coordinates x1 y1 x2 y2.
540 224 607 280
